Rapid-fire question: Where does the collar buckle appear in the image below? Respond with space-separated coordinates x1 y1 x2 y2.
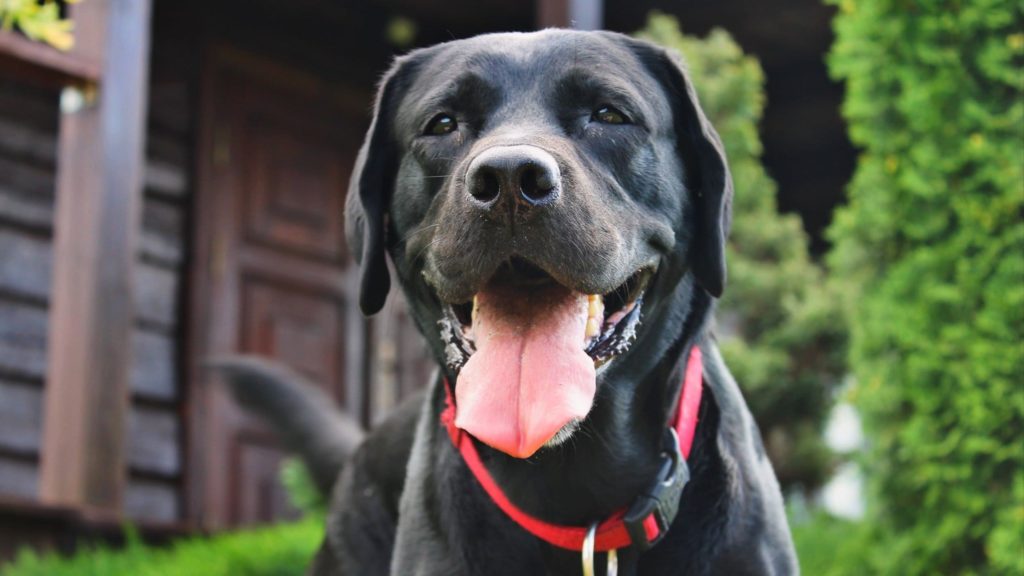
622 428 690 551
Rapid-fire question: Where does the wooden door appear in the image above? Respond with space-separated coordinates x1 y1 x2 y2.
188 48 370 529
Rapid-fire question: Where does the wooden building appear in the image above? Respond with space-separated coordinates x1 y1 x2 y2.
0 0 849 559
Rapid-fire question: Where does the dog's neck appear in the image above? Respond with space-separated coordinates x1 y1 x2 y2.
455 283 715 527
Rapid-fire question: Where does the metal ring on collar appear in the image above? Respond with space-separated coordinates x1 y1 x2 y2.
582 523 597 576
582 523 618 576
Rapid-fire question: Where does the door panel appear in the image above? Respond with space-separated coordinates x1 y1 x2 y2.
189 49 368 529
241 278 343 395
233 437 297 524
241 114 347 261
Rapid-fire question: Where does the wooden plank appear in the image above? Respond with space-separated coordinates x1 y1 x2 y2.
0 229 52 302
0 151 55 194
131 328 177 401
124 477 179 522
140 198 184 266
0 116 58 166
39 0 153 516
0 380 43 455
0 79 61 134
0 457 38 500
0 152 56 191
148 79 192 136
134 261 178 329
144 158 189 199
535 0 603 29
147 129 190 168
0 81 60 233
0 80 60 167
0 300 47 381
0 31 102 88
127 406 180 477
0 187 54 232
145 128 190 200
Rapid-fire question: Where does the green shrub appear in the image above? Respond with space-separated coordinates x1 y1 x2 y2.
0 520 321 576
790 512 873 576
637 14 847 492
280 458 327 519
826 0 1024 573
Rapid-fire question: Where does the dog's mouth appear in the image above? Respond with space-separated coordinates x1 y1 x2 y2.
436 257 653 459
439 259 651 371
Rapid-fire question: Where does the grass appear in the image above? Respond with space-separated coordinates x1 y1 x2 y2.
0 519 322 576
1 502 866 575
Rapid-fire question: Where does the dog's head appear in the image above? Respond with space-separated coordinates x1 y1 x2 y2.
347 30 731 459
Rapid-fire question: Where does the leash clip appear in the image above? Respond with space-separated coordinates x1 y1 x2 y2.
582 523 618 576
622 428 690 552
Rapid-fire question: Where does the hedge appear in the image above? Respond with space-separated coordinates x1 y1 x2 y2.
826 0 1024 573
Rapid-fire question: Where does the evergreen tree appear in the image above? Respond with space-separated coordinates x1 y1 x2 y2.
827 0 1024 572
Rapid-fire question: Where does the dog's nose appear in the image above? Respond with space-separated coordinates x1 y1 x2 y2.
465 145 561 209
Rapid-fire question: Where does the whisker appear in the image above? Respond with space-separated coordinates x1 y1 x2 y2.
398 174 454 181
402 221 444 243
408 232 446 264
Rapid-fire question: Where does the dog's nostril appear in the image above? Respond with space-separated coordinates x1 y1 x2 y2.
466 146 560 210
470 168 501 203
519 164 558 205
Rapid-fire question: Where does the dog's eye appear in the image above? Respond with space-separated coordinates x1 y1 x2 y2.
425 113 458 136
591 106 630 125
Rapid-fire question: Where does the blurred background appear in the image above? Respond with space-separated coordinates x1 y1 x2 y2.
0 0 1019 574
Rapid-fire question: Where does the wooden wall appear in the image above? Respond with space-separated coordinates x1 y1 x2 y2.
123 41 195 523
0 79 59 503
0 45 194 524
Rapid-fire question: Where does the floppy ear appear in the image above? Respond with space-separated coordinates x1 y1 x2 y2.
345 56 419 315
632 41 733 298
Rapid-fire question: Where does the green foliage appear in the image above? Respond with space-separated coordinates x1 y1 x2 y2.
826 0 1024 573
0 520 321 576
280 458 327 519
0 0 77 51
790 511 884 575
637 14 847 491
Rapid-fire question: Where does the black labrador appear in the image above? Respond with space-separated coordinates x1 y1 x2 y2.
216 29 799 576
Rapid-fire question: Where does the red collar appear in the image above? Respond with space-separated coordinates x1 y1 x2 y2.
440 346 703 552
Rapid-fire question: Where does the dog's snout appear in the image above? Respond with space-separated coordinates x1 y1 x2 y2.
465 146 561 209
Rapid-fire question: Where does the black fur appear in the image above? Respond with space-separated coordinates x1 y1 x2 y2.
218 29 798 576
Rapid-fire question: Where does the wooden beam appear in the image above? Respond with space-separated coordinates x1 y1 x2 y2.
40 0 152 517
536 0 603 30
0 31 102 88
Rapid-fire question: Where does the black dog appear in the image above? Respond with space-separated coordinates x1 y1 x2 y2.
217 29 798 576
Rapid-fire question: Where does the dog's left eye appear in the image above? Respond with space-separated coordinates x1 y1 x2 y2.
591 106 630 125
425 113 458 136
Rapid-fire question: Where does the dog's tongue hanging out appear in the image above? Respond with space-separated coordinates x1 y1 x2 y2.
455 282 597 458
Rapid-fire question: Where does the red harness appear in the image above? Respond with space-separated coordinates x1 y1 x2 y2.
440 346 703 552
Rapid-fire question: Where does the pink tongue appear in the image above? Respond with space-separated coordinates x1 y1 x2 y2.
455 284 596 458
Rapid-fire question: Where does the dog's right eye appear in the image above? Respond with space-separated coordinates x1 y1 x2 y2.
425 114 458 136
591 106 630 125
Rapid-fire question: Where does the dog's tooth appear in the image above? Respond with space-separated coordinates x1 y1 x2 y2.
585 317 601 338
588 295 604 320
472 295 479 326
